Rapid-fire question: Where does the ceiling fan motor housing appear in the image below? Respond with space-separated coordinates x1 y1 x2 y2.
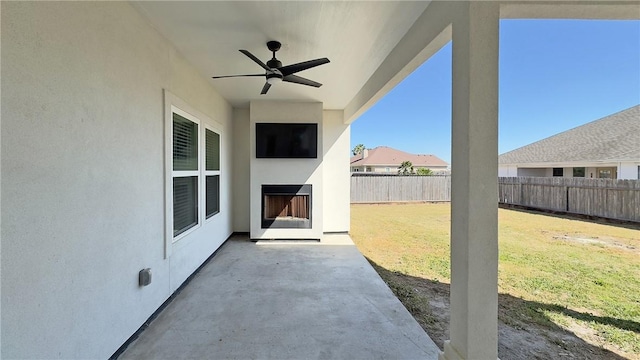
267 59 282 69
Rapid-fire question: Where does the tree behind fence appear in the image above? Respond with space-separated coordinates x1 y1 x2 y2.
351 175 640 222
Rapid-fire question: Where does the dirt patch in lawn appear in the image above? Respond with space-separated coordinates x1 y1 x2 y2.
371 262 634 360
550 234 639 254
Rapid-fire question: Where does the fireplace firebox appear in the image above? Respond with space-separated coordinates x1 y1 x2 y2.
261 185 312 229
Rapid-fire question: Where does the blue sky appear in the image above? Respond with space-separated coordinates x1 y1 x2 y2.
350 20 640 164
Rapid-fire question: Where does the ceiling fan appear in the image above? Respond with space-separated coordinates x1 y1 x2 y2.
212 41 330 95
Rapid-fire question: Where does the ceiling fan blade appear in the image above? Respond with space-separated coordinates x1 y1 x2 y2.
283 74 322 88
279 58 330 76
239 50 271 71
212 74 264 79
260 82 271 95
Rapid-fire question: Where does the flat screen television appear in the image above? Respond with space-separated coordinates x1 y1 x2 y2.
256 123 318 159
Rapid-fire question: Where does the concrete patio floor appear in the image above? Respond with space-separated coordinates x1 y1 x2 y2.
119 235 440 359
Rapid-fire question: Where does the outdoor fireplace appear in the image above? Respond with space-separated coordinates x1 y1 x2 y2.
261 184 312 229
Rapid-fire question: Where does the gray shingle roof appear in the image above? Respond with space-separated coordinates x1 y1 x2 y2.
499 105 640 165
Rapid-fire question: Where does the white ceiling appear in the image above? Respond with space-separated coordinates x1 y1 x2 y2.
132 1 430 109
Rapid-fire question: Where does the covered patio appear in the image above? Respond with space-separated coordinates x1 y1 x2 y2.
2 1 638 359
118 235 440 359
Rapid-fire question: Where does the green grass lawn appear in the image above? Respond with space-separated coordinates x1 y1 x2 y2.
351 203 640 358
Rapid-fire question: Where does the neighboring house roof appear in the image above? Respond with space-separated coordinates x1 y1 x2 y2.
350 146 449 167
499 105 640 165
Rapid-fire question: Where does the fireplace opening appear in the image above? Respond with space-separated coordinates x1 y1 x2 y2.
264 195 309 221
261 185 311 229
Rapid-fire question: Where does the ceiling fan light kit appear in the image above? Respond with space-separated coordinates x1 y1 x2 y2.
212 40 329 95
266 72 283 85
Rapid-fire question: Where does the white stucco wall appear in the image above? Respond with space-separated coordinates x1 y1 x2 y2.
1 2 233 358
322 110 350 233
516 168 547 177
232 108 251 232
502 165 638 179
373 166 395 173
498 165 517 177
619 162 640 179
249 101 324 239
234 108 350 235
544 168 554 177
563 167 574 178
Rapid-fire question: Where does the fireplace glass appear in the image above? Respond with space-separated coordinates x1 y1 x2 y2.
261 185 312 229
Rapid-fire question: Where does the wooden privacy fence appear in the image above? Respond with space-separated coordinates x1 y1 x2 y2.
498 177 640 222
350 174 451 203
351 175 639 222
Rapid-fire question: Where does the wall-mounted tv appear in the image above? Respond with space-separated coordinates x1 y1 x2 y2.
256 123 318 159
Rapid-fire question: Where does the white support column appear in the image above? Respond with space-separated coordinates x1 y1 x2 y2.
440 2 500 360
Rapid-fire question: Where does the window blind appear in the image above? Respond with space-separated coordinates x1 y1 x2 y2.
206 129 220 171
173 113 198 171
173 176 198 236
206 175 220 218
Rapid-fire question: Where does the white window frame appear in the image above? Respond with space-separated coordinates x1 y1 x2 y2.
203 124 221 222
170 106 202 243
164 90 223 258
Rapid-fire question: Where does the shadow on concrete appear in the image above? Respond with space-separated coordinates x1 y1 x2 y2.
366 257 634 360
499 204 640 231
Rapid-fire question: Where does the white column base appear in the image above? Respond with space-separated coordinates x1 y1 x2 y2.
439 341 463 360
439 340 500 360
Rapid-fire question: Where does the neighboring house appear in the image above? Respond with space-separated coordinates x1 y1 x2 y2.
3 2 637 360
499 105 640 180
350 146 449 174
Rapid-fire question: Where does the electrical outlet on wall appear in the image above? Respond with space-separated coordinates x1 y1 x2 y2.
139 268 152 287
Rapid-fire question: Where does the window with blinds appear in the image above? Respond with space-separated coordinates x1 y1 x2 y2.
205 129 220 218
172 112 199 238
168 107 222 242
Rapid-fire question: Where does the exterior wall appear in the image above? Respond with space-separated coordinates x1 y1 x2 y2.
1 2 233 358
232 108 251 232
563 167 574 178
352 165 449 173
516 168 547 177
545 167 574 178
237 108 350 235
498 165 517 177
618 162 640 179
587 166 618 179
545 168 554 177
249 101 324 239
322 111 351 233
505 164 638 179
373 166 396 173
